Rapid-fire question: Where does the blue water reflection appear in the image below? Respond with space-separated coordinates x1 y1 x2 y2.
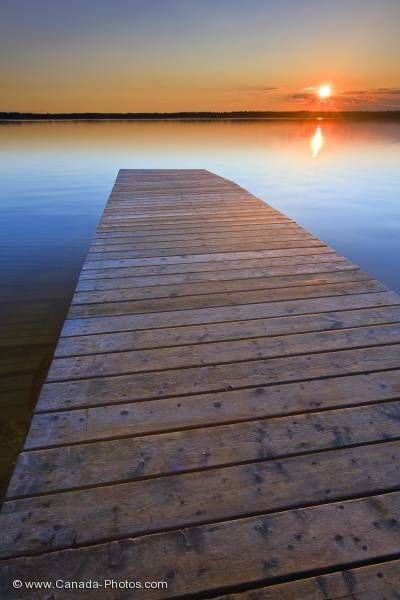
0 119 399 492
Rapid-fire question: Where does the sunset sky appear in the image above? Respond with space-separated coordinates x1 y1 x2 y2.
1 0 399 112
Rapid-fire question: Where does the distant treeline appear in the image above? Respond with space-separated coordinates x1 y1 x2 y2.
1 111 400 121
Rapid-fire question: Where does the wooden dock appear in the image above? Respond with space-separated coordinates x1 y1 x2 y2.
1 169 400 598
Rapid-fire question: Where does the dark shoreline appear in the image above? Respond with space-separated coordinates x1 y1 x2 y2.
1 110 400 122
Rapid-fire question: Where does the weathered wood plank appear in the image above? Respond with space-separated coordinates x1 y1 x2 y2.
75 260 354 291
2 441 400 557
54 306 400 358
1 492 400 599
89 234 318 253
92 224 309 242
84 239 325 262
96 216 284 226
97 216 293 230
36 344 400 411
215 560 400 600
81 246 335 270
47 324 400 381
90 223 305 244
87 232 317 253
72 270 366 305
98 215 291 226
67 280 386 318
8 401 400 495
62 291 400 337
55 305 400 358
25 370 400 448
77 250 342 281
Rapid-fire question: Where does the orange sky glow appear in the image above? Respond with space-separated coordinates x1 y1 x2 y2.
1 0 399 113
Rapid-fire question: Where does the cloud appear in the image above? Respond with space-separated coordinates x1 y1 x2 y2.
343 87 400 97
287 85 400 110
374 88 400 95
291 92 314 100
229 85 278 93
338 87 400 109
221 83 400 110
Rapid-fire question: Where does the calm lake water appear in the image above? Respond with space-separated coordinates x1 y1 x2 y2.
0 119 399 494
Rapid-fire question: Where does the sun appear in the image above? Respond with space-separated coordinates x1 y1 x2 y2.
318 84 332 99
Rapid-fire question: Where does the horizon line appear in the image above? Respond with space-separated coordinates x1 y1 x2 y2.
1 110 400 123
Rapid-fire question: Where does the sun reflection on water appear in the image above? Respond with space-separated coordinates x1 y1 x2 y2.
311 126 324 158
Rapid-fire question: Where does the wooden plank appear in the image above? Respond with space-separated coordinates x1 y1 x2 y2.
84 241 325 263
9 400 400 495
77 250 342 281
36 344 400 411
97 216 293 230
2 441 400 557
47 324 400 382
90 222 305 243
75 260 354 292
67 280 386 319
71 270 367 305
97 207 287 216
99 201 277 208
89 236 321 254
81 246 335 270
215 560 400 599
88 232 317 253
1 492 400 599
55 305 400 358
25 370 400 448
89 232 315 250
61 291 400 337
97 207 286 215
92 226 309 242
92 212 294 221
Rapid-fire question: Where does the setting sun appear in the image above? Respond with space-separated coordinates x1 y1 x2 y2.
318 84 332 99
